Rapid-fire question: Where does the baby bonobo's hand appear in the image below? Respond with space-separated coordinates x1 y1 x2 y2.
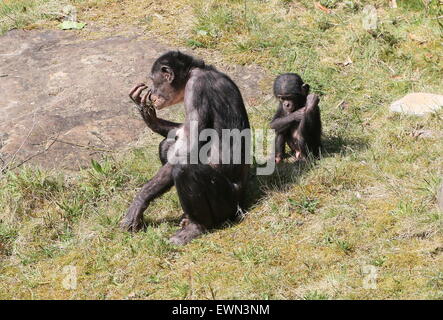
129 83 157 124
305 93 320 111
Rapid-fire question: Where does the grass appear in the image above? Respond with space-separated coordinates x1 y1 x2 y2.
0 0 443 299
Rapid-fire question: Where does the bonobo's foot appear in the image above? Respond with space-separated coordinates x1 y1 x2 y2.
274 152 287 164
169 219 206 246
291 152 307 163
120 207 144 232
294 151 303 161
305 93 320 111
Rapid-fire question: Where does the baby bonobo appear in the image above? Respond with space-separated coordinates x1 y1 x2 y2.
270 73 322 163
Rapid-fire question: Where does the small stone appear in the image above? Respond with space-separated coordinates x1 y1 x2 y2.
411 129 442 139
362 5 378 31
62 5 78 22
438 183 443 212
390 93 443 116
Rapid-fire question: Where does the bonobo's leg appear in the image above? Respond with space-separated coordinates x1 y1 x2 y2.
159 137 175 165
289 94 321 159
274 133 286 164
170 164 239 245
120 164 174 232
287 132 305 160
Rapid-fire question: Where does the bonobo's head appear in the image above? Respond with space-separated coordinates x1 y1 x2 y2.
149 51 205 109
273 73 310 113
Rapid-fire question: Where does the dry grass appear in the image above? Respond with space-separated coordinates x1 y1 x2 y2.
0 0 442 299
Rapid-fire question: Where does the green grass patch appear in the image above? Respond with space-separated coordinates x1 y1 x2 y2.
0 0 442 299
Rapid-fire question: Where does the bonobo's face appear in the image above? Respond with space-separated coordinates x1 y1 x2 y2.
278 94 306 114
149 67 185 110
273 73 310 114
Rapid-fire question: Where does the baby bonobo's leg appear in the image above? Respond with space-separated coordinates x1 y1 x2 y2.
274 133 286 163
290 94 321 160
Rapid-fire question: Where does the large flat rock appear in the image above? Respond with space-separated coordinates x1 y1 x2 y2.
0 30 265 170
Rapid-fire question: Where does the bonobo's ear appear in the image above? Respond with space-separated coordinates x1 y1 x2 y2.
161 66 174 83
301 83 310 96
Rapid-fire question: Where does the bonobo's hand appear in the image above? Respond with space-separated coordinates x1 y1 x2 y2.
305 93 320 110
129 83 148 109
129 83 158 124
120 206 144 232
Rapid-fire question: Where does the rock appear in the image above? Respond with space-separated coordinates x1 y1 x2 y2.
411 129 443 139
438 183 443 212
362 5 378 31
390 93 443 116
0 30 266 170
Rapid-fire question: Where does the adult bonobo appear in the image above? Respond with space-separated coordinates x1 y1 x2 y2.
270 73 322 163
121 51 250 245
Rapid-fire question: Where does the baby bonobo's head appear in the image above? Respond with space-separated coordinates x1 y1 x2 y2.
273 73 310 113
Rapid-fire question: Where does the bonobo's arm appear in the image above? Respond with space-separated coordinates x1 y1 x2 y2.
129 83 181 137
140 107 181 137
270 108 305 133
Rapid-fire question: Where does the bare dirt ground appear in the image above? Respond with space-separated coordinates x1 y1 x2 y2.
0 29 265 170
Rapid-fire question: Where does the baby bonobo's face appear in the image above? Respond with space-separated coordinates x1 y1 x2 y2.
279 94 306 114
273 73 310 114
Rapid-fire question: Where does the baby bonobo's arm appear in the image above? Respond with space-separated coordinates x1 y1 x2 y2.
129 83 181 137
270 108 305 133
305 93 320 111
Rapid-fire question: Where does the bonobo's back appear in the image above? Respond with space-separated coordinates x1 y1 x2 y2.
197 66 250 133
188 65 250 180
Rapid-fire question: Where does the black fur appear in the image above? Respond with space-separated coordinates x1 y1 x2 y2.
123 51 250 245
